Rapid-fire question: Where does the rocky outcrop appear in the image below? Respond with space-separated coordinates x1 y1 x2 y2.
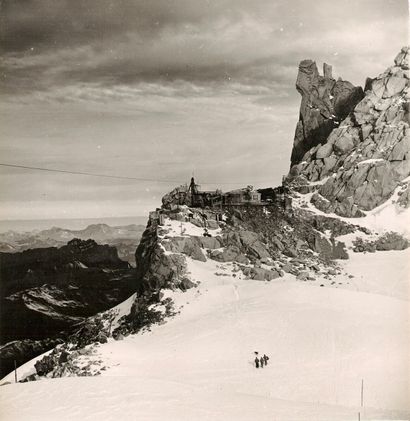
210 245 249 264
241 266 282 281
0 338 64 380
162 185 190 209
134 221 191 295
162 236 207 262
397 183 410 207
131 199 350 321
221 229 271 260
287 47 410 217
353 232 409 253
291 60 364 165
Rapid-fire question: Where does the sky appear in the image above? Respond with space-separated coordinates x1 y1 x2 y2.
0 0 408 221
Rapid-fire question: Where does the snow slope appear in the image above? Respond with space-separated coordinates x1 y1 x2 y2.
1 251 409 421
293 181 410 239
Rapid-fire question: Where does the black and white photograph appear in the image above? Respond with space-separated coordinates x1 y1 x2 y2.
0 0 409 420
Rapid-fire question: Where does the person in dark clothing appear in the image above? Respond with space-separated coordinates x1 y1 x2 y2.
255 357 259 368
263 354 269 365
260 357 264 368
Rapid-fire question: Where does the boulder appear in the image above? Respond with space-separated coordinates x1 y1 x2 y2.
306 231 348 260
397 184 410 207
206 220 219 229
199 236 222 249
221 230 270 259
384 76 407 98
210 245 248 264
316 143 333 159
242 266 281 281
296 271 309 281
282 264 293 273
179 277 197 291
162 237 206 262
238 230 270 259
96 333 108 344
333 133 355 154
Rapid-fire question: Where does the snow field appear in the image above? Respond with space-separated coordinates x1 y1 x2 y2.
1 251 409 421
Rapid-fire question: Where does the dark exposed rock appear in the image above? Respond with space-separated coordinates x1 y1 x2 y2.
353 232 409 253
220 229 270 260
241 266 281 281
210 245 249 264
113 294 176 339
309 214 356 236
199 236 222 249
135 222 190 295
162 185 191 208
397 183 410 207
0 240 134 349
0 338 64 379
220 205 348 263
35 353 58 376
305 231 349 260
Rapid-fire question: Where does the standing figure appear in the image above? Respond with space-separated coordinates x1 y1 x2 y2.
260 357 264 368
263 354 269 365
255 357 260 368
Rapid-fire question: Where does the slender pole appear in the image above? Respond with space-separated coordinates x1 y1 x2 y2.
358 411 360 421
361 379 364 407
14 360 17 383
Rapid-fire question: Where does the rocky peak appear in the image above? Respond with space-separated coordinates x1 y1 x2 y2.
291 59 364 165
287 46 410 217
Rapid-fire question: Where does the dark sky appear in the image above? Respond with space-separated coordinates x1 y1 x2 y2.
0 0 408 220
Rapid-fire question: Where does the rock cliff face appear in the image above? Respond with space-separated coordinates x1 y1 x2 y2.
291 60 364 165
288 47 410 217
131 203 351 298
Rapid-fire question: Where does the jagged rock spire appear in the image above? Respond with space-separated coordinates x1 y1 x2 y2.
291 59 364 165
287 46 410 218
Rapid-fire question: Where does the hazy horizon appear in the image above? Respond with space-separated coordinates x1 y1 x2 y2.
0 215 149 233
1 0 408 220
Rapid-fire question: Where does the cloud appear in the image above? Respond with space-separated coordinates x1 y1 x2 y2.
1 0 407 100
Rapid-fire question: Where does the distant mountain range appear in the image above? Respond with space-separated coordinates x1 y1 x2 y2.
0 223 146 377
0 237 136 378
0 223 146 265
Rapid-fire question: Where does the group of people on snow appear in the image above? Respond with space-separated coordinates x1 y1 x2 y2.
254 351 269 368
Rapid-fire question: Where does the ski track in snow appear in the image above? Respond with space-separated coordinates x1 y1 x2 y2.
1 248 409 421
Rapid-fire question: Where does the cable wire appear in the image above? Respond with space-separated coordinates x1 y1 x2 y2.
0 162 270 185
